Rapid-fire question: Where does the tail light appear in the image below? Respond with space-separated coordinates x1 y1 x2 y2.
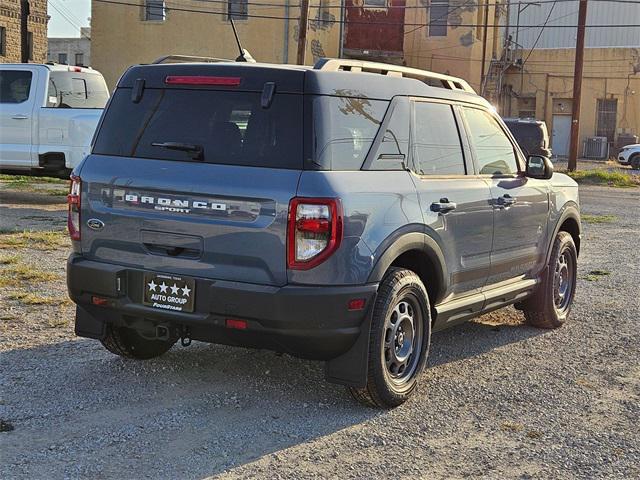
287 198 342 270
67 175 81 241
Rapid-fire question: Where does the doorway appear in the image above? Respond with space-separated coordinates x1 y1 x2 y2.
552 115 572 157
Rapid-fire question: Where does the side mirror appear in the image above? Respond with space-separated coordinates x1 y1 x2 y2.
526 155 553 180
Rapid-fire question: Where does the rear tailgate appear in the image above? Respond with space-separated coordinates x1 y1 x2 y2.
79 156 299 286
78 63 305 286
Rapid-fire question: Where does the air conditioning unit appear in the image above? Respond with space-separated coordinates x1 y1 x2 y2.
583 136 608 159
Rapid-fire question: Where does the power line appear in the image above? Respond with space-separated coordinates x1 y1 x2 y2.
521 1 557 66
130 0 640 9
92 0 640 28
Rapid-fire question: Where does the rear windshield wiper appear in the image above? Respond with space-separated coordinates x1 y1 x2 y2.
151 142 204 161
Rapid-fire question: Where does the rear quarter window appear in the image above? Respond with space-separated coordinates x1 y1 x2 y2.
311 96 389 170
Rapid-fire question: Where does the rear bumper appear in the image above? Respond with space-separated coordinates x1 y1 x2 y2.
67 254 377 360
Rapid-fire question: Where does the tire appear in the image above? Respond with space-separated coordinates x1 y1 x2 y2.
521 231 577 329
349 268 431 408
101 324 177 360
630 154 640 170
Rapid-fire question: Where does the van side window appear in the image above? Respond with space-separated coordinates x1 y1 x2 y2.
369 97 410 170
0 70 32 104
411 101 465 175
463 107 519 175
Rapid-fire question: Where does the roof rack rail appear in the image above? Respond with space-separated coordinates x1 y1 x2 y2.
152 55 232 64
313 58 476 94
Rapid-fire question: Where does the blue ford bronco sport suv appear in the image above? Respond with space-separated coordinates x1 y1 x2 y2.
67 58 581 408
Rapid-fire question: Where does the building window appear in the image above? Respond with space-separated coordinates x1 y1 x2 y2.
144 0 166 21
316 0 331 25
58 53 68 64
27 31 33 60
0 27 6 57
518 97 536 118
596 99 617 143
363 0 387 6
476 2 485 40
75 53 84 66
228 0 248 20
429 0 449 37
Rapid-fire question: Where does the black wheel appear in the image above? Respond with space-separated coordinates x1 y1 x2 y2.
630 154 640 170
521 231 577 329
101 324 177 359
349 268 431 408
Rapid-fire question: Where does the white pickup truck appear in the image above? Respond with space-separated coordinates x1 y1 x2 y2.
0 63 109 177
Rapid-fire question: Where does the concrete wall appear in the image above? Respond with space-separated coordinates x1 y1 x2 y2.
48 27 91 66
503 48 640 156
0 0 48 63
91 0 342 91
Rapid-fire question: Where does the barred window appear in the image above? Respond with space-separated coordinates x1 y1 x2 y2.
144 0 165 21
429 0 449 37
228 0 248 20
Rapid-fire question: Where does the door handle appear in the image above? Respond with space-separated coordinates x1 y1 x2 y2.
496 194 517 208
11 114 29 120
430 198 457 214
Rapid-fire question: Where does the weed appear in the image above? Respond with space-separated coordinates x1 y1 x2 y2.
501 421 524 433
0 264 59 286
564 170 638 188
0 230 68 250
581 214 616 224
0 254 20 265
0 174 68 185
8 292 69 305
584 269 611 281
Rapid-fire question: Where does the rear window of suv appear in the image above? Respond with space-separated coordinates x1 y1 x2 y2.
93 88 304 169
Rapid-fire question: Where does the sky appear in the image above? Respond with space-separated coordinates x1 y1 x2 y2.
48 0 92 38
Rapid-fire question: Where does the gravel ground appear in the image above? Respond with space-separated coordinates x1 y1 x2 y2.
0 180 638 479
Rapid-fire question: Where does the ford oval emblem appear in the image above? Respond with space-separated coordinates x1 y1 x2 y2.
86 218 105 231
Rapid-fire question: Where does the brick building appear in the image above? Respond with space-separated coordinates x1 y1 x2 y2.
0 0 49 63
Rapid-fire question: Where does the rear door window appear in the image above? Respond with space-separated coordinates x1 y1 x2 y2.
0 70 32 104
93 88 303 169
411 101 466 175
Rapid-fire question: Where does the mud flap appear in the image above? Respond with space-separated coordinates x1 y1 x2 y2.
324 308 373 388
74 305 107 340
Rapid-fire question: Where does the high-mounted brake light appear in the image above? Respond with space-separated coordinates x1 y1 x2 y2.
67 175 81 241
287 198 342 270
68 66 83 72
164 76 242 86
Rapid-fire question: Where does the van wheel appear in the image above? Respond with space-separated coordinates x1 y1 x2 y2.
101 325 177 359
521 231 577 329
349 268 431 408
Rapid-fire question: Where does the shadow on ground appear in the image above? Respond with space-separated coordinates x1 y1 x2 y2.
0 317 543 479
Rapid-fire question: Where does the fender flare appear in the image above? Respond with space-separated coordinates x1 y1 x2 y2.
366 227 449 304
546 203 581 263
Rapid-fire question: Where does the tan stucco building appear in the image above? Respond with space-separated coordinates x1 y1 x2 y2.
499 1 640 157
91 0 504 92
0 0 48 63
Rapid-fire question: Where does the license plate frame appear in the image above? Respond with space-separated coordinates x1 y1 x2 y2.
143 272 196 313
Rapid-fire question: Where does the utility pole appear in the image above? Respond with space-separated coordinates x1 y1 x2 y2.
568 0 588 172
296 0 310 65
480 1 489 89
20 0 30 63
